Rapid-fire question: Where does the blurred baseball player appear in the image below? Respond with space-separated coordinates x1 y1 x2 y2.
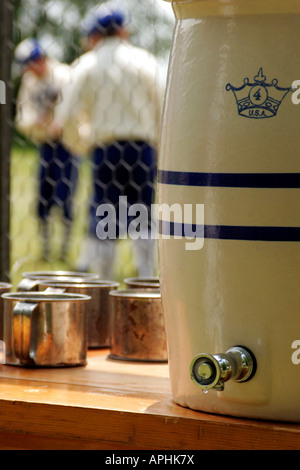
15 38 79 261
61 3 165 278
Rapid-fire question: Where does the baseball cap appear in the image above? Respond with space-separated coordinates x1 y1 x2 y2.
83 3 126 36
14 38 46 66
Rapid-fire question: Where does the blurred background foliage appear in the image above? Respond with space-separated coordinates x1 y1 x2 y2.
13 0 174 65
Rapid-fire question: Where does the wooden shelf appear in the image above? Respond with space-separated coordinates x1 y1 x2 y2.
0 350 300 450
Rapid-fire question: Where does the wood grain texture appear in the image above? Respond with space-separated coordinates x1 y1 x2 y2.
0 350 299 450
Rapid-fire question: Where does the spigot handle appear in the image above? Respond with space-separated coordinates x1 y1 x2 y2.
190 346 256 392
190 353 226 391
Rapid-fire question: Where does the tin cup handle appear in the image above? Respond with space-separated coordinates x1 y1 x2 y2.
17 279 40 292
13 301 39 363
44 287 66 294
0 341 5 364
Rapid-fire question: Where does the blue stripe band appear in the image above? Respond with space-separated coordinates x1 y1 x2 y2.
157 170 300 188
159 221 300 242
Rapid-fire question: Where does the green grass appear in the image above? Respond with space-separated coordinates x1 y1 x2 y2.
9 145 137 289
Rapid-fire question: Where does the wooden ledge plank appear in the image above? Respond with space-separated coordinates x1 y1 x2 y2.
0 351 300 449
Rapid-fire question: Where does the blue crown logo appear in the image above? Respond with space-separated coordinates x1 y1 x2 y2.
226 68 292 119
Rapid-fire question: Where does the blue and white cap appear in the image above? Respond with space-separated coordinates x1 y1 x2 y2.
14 38 46 66
83 3 126 36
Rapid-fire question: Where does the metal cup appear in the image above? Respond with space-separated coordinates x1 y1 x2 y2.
17 271 100 292
109 289 167 363
39 279 119 348
2 291 91 367
0 283 12 341
124 277 160 290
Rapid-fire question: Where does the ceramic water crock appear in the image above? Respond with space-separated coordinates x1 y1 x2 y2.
158 0 300 422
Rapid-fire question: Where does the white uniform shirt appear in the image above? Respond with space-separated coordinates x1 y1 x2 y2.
15 59 72 143
61 37 165 156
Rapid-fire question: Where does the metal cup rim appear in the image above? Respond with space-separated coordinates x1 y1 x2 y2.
109 288 161 299
0 282 12 289
21 271 100 280
2 291 92 302
124 276 159 282
39 279 120 288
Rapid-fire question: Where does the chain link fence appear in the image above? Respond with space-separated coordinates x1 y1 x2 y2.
0 0 175 287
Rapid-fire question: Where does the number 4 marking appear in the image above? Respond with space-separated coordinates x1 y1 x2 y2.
253 88 262 101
